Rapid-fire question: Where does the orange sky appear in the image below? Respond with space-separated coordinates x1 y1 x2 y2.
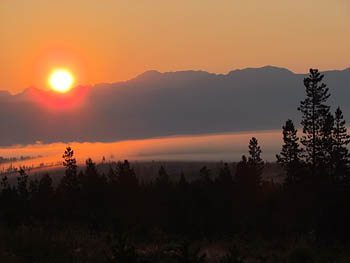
1 0 349 93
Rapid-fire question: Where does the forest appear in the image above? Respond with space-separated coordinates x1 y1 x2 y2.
1 69 350 262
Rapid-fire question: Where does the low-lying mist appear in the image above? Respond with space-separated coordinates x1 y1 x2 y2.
0 130 282 172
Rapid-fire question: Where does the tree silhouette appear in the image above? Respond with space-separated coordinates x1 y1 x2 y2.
17 167 28 200
178 172 188 189
62 146 77 176
235 155 248 182
332 107 350 182
0 176 10 192
198 166 213 187
235 138 264 194
216 162 232 185
57 147 80 219
247 137 264 182
59 146 79 193
38 174 54 196
298 69 331 174
276 119 304 184
320 112 336 176
115 160 138 188
155 165 170 186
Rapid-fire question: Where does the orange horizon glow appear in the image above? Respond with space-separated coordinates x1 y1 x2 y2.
0 129 283 172
27 84 89 111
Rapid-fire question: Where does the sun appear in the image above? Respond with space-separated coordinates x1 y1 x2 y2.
48 69 75 93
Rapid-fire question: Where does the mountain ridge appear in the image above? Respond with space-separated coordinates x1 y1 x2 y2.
1 66 349 146
6 66 350 96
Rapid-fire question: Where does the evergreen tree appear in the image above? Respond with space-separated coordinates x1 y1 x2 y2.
62 146 77 177
85 158 97 176
29 179 39 196
298 69 331 173
82 158 104 190
332 107 350 181
247 137 264 181
216 162 232 185
116 160 138 188
199 166 212 185
236 138 264 188
81 158 106 225
17 167 28 200
320 112 335 175
60 146 79 193
235 155 249 184
276 119 303 184
156 165 170 186
1 176 10 192
178 172 188 189
38 174 54 198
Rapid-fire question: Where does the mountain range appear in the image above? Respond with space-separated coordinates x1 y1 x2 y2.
1 66 349 146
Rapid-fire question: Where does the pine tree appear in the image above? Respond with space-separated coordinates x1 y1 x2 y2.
116 160 138 188
62 146 77 177
1 176 10 191
59 146 79 193
38 174 54 198
248 137 264 181
216 163 232 185
298 69 331 174
276 119 303 184
17 167 28 200
83 158 104 189
235 138 264 188
235 155 249 184
156 165 170 186
178 172 188 189
332 107 350 181
199 166 212 185
320 112 335 175
85 158 97 176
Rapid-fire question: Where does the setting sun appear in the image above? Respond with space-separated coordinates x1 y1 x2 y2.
49 69 75 93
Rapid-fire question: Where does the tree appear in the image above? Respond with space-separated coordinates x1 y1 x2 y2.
85 158 97 176
81 158 106 227
247 137 264 181
62 146 77 177
298 69 331 173
320 112 335 175
155 165 170 186
57 147 80 220
332 107 350 181
38 174 54 197
178 172 188 189
276 119 304 184
116 160 138 188
235 137 264 188
235 155 249 184
17 167 28 200
199 166 212 185
29 174 55 220
82 158 105 191
216 163 232 185
1 176 10 192
59 146 79 193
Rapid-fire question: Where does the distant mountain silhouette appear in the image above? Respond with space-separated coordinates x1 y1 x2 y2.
1 66 349 146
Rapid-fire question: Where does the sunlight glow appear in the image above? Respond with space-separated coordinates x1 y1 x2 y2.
48 69 75 93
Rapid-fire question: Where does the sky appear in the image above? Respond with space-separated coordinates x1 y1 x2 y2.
1 0 349 93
